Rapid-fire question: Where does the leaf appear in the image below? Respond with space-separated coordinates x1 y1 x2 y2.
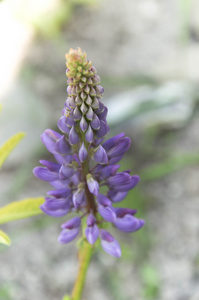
0 103 2 113
0 230 11 246
0 197 44 224
0 132 26 168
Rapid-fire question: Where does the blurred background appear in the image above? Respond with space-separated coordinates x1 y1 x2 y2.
0 0 199 299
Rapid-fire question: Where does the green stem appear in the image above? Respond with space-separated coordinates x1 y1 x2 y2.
71 240 93 300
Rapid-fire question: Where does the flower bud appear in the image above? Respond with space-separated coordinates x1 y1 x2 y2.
85 125 94 143
80 116 88 132
69 126 80 145
79 142 88 162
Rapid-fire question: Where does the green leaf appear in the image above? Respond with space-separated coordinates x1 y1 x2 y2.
0 230 11 246
0 132 26 168
0 197 44 224
0 104 2 113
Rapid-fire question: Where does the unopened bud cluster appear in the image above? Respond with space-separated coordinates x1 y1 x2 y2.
33 48 144 257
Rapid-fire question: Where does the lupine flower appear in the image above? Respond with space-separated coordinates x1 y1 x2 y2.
33 48 144 257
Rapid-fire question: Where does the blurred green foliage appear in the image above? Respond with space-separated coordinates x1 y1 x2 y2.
140 264 160 299
18 0 98 38
0 284 12 300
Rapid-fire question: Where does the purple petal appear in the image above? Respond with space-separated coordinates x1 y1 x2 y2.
86 95 93 106
108 155 123 165
107 172 131 187
97 106 108 120
71 173 80 186
86 107 94 120
80 116 88 132
107 190 128 203
44 197 71 210
71 87 77 97
85 224 99 244
92 74 101 85
94 101 104 113
92 97 99 109
41 129 62 154
95 85 104 96
107 137 131 158
91 113 100 130
115 208 137 218
50 179 70 189
90 86 96 96
54 135 71 154
40 202 70 217
86 214 96 226
107 174 140 192
58 227 80 244
73 106 82 120
114 215 145 232
73 153 81 165
97 165 120 179
81 91 87 101
61 216 81 229
102 133 125 152
47 188 71 198
86 174 99 196
33 167 59 181
57 116 71 134
64 114 75 127
80 102 88 114
122 175 140 191
75 95 82 105
97 194 112 206
98 204 116 222
54 154 73 165
59 164 76 179
84 84 90 94
65 97 76 108
95 120 109 138
100 230 121 258
85 125 94 143
69 126 80 145
39 160 60 172
73 188 86 208
93 145 108 164
79 142 88 162
41 207 69 217
67 86 72 95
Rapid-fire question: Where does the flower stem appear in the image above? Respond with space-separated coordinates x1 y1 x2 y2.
71 239 93 300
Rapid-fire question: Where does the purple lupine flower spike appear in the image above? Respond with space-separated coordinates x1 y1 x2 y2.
33 48 144 257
